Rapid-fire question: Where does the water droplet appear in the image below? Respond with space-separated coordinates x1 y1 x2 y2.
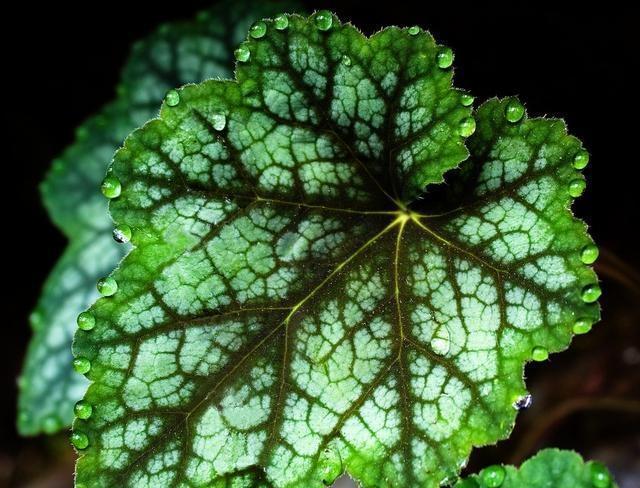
505 99 525 123
234 44 250 62
460 94 474 106
512 394 533 410
341 54 352 66
573 150 590 169
113 224 132 243
97 276 118 297
314 10 333 31
408 26 420 35
249 20 267 39
211 113 227 131
101 175 121 199
590 462 611 488
42 415 59 434
274 14 289 30
568 178 586 197
71 431 89 450
580 244 599 264
581 283 602 303
531 346 549 362
77 312 96 331
458 117 476 137
573 318 592 335
74 401 93 420
318 446 342 486
165 89 180 107
73 357 91 375
481 465 505 487
437 47 454 69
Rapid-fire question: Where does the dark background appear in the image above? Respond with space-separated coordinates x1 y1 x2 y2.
4 2 639 487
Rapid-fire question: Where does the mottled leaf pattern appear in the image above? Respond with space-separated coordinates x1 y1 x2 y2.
73 13 599 488
456 449 618 487
18 0 297 436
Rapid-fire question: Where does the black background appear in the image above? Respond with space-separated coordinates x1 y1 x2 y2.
4 2 639 486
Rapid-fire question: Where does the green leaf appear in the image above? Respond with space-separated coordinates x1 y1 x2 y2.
73 13 599 488
456 448 618 487
18 0 297 436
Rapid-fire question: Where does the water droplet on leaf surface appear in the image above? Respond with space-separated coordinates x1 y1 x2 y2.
568 179 586 197
460 94 474 106
73 357 91 375
581 283 601 303
531 346 549 362
165 89 180 107
274 14 289 30
315 10 333 31
101 175 121 199
234 45 250 62
408 26 420 35
580 244 599 264
590 462 611 488
505 99 525 123
573 150 590 169
573 318 592 335
97 276 118 296
77 312 95 331
458 117 476 137
74 401 93 419
249 21 267 38
481 465 505 487
71 431 89 450
437 47 453 68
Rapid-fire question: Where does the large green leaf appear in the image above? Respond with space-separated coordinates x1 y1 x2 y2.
456 449 618 487
72 12 599 488
18 0 297 436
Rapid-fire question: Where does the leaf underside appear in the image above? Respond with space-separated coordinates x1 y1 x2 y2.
457 449 618 487
73 13 599 488
18 0 296 435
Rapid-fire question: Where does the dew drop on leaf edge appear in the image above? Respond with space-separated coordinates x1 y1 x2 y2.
315 10 333 31
71 431 89 450
73 357 91 375
480 465 506 487
408 25 420 35
581 283 602 303
458 117 476 137
590 462 612 488
113 224 132 244
461 93 474 106
437 47 454 68
505 99 525 123
97 276 118 297
573 317 592 335
569 179 587 197
573 150 590 169
249 20 267 39
580 244 599 264
100 175 121 199
234 45 250 62
274 14 289 30
531 346 549 362
77 311 96 331
74 400 93 420
164 89 180 107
